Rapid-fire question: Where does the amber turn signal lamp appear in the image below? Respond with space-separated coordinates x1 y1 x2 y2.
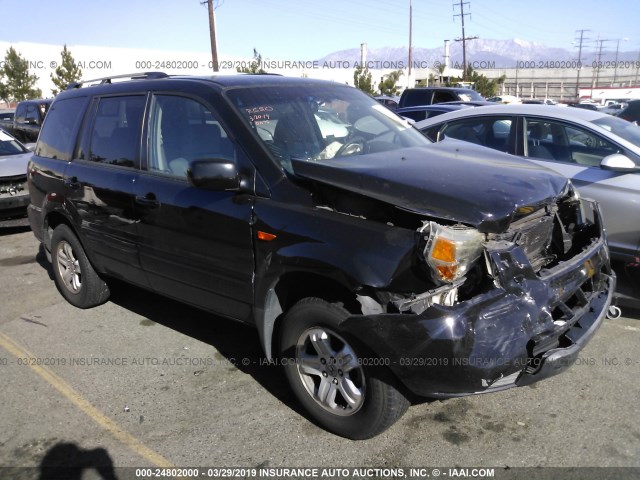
257 231 277 241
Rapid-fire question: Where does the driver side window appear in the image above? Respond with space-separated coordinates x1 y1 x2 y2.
147 95 235 178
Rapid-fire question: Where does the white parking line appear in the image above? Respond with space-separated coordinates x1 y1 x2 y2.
0 331 176 469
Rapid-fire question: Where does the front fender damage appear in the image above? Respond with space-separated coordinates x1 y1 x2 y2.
341 237 615 398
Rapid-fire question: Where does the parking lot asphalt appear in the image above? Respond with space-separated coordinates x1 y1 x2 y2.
1 226 639 477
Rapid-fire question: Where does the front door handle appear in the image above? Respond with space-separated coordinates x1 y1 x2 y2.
135 193 160 208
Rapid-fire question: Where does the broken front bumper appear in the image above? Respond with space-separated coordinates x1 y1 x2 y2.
342 234 615 398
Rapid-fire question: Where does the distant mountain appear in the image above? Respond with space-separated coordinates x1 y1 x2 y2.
316 38 638 69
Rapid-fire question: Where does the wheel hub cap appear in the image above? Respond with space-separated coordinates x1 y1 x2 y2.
295 327 365 416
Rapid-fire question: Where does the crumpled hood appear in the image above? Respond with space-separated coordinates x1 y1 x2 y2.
292 139 568 233
0 151 31 178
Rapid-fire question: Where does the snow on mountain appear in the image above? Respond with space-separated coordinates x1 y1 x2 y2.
316 39 636 69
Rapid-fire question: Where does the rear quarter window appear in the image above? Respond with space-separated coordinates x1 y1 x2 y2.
36 97 88 161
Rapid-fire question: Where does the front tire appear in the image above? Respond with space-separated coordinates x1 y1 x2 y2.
279 297 409 439
51 224 110 308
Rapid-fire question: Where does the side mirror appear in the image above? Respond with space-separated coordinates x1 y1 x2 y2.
187 159 240 191
600 153 638 172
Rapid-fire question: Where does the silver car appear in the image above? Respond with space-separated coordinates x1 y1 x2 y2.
0 128 31 226
416 105 640 272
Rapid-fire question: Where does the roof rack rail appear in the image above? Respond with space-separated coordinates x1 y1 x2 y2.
66 71 169 90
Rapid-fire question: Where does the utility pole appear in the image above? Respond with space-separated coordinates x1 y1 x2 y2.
613 38 629 85
573 29 590 100
202 0 219 72
594 38 610 90
453 0 477 81
408 0 413 82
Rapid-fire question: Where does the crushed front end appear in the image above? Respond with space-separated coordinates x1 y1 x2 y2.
342 189 615 397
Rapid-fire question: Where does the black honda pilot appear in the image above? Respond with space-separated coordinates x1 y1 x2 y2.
28 73 615 439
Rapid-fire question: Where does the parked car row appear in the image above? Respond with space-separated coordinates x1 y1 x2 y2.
0 128 32 226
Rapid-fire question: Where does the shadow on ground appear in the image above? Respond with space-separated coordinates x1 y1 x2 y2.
4 441 118 480
37 442 118 480
0 223 30 237
105 279 304 418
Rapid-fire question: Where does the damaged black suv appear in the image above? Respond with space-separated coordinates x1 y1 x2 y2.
28 73 615 439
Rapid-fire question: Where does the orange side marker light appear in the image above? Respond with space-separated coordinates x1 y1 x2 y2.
257 231 277 241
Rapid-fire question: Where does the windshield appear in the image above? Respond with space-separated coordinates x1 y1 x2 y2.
226 83 431 171
0 129 27 156
457 91 484 102
591 115 640 146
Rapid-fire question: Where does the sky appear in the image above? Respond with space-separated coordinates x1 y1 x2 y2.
1 0 639 60
1 0 639 97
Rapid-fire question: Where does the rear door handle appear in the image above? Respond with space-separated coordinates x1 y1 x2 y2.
135 193 160 208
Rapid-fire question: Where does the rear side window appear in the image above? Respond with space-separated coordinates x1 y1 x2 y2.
14 103 27 123
400 89 432 107
36 97 87 161
88 96 146 168
25 104 40 123
441 116 514 150
432 91 457 104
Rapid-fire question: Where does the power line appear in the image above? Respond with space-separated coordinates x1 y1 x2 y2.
593 37 611 89
409 0 413 77
574 29 590 99
452 0 478 80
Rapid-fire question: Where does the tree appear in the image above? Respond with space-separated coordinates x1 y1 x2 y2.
451 66 505 98
0 82 8 104
0 46 42 101
436 63 446 85
237 49 266 74
353 65 374 95
378 70 403 96
50 45 82 96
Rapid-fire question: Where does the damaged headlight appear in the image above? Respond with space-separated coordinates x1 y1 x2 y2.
421 222 485 283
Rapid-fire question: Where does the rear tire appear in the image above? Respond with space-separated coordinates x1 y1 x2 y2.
51 225 110 308
279 297 409 439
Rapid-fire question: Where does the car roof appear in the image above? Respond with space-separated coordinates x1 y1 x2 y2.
396 104 468 113
415 103 611 129
18 98 53 104
58 73 344 98
404 86 475 92
439 100 495 106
